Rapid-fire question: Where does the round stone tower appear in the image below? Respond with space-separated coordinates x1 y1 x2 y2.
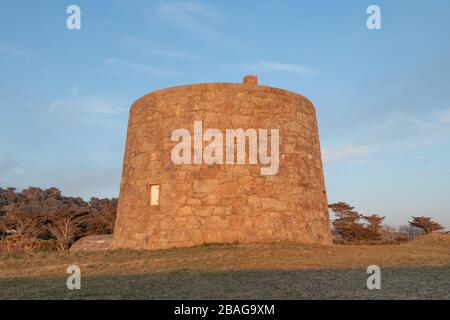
113 75 331 249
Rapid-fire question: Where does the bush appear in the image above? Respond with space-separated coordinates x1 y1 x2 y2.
0 236 58 254
0 187 118 252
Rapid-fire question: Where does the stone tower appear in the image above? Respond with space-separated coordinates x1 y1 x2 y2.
113 75 331 250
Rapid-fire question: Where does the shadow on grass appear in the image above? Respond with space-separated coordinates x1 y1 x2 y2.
1 265 449 300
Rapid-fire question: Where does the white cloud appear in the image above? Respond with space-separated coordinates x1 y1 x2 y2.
49 96 125 114
155 0 220 39
246 61 316 75
104 57 182 78
322 144 372 163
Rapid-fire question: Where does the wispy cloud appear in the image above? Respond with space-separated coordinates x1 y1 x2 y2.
387 111 450 134
49 96 125 114
155 0 220 39
322 109 450 165
322 144 372 163
437 108 450 124
245 61 316 75
407 117 441 131
121 35 197 60
0 45 32 59
104 57 182 78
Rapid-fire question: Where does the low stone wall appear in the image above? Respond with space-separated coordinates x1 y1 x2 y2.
70 235 113 252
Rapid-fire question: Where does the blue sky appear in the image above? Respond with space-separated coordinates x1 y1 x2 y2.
1 0 449 228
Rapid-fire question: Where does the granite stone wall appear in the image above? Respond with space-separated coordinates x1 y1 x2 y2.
113 76 331 249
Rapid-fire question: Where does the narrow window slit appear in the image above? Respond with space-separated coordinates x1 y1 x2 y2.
150 184 160 206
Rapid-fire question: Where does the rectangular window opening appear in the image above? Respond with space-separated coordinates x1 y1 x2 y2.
150 184 160 206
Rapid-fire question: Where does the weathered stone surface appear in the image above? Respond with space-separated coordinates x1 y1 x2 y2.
113 75 332 250
177 205 192 216
70 235 113 252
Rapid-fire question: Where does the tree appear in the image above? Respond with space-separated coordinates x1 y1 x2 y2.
329 202 365 241
362 214 385 241
0 187 20 207
45 210 89 251
329 203 389 242
2 211 43 239
409 216 444 234
380 224 398 241
398 224 425 240
0 218 6 239
86 197 117 235
0 186 118 252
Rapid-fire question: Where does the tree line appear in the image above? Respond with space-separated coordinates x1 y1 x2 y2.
0 187 116 252
0 187 447 252
329 202 445 244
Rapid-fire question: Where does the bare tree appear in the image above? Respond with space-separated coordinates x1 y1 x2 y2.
398 224 425 240
380 224 398 241
45 210 88 251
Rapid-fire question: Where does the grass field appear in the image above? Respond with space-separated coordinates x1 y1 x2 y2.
1 234 449 299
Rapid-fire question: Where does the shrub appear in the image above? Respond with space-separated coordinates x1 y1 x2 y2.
0 236 57 254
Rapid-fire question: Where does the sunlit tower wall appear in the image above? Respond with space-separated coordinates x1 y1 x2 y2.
113 76 331 250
